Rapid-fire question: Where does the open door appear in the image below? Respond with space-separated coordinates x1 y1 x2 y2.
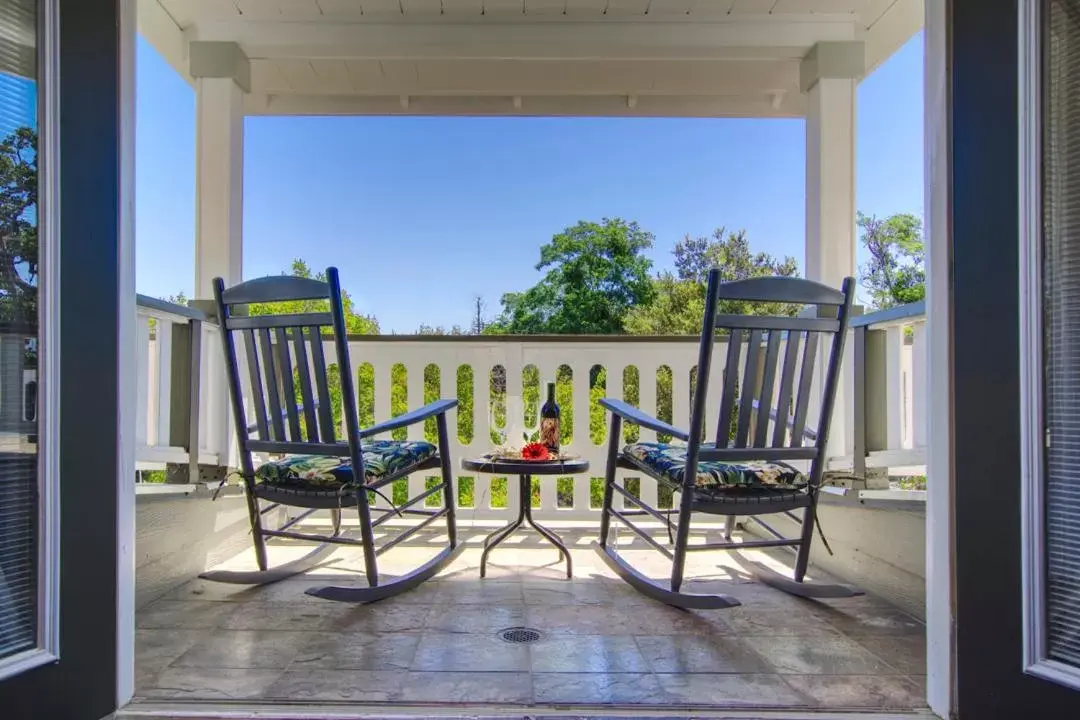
950 0 1080 716
0 1 127 718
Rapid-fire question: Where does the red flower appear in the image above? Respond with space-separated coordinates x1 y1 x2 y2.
521 443 550 461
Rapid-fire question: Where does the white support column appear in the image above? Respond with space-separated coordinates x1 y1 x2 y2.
194 77 245 296
924 0 954 714
804 94 857 288
191 42 249 467
802 41 862 460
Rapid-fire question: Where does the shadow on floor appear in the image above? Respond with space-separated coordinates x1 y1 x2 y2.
132 525 927 712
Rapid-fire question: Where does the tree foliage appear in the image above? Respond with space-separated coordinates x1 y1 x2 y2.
250 259 380 335
0 127 37 324
625 228 799 334
858 212 925 309
488 218 655 334
416 323 466 335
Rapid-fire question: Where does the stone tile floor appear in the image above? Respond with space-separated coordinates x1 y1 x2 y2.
132 525 927 712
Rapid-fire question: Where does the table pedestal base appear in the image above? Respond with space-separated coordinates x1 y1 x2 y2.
480 473 572 579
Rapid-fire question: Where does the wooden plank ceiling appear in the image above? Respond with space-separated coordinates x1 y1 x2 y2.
148 0 915 117
161 1 894 22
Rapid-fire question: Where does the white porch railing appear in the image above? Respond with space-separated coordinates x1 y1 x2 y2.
837 301 928 478
134 296 221 476
132 298 927 517
341 335 702 522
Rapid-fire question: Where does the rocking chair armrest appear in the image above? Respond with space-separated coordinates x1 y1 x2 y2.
358 398 458 439
600 398 690 442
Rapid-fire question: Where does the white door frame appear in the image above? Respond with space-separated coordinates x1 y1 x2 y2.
117 0 138 708
923 1 955 717
113 3 959 716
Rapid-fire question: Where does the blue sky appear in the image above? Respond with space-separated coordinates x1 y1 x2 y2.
136 32 923 333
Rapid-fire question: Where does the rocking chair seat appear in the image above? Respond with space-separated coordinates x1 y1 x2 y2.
255 439 438 491
622 442 807 499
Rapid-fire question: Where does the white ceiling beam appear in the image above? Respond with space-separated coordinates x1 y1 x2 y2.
189 41 252 92
138 0 193 85
248 92 805 118
860 0 923 77
248 57 798 96
186 19 858 61
799 40 864 92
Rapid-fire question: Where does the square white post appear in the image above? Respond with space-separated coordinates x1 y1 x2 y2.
195 76 244 297
802 42 862 460
192 42 249 468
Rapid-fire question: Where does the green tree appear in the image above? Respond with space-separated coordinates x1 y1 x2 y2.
488 218 655 334
858 212 925 309
416 323 466 335
0 127 37 324
625 228 799 334
623 273 706 335
250 258 380 335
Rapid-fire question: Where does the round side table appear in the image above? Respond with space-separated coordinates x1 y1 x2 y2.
460 456 590 579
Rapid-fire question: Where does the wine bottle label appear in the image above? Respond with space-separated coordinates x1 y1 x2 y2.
540 418 560 452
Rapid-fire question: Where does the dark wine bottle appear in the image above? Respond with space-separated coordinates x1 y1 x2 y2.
540 382 561 454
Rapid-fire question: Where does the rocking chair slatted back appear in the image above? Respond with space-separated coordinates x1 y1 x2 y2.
595 272 860 610
290 325 319 442
690 273 855 484
214 270 360 467
771 327 803 447
308 329 339 444
206 268 464 603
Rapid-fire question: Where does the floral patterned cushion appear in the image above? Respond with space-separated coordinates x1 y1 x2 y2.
255 440 438 490
623 442 806 497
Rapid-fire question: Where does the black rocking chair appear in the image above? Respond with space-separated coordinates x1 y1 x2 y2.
595 272 860 609
200 267 464 602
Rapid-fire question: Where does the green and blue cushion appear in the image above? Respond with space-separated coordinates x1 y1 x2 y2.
254 439 437 490
622 442 806 498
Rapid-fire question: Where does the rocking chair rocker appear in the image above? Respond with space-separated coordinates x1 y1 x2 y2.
200 268 464 602
594 272 860 609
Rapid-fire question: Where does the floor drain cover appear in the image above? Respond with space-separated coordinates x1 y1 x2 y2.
498 626 542 644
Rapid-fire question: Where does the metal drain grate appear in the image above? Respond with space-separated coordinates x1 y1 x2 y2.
498 626 542 644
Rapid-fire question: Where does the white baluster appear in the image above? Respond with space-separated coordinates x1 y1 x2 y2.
884 326 905 453
374 361 391 434
136 314 151 449
369 360 393 511
638 361 657 444
504 348 524 518
146 326 159 447
673 362 691 441
570 359 593 514
407 357 427 502
154 320 173 449
439 361 464 459
472 354 492 515
911 321 928 449
635 360 659 513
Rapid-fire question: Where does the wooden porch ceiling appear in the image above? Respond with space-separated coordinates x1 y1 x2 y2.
139 0 923 117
